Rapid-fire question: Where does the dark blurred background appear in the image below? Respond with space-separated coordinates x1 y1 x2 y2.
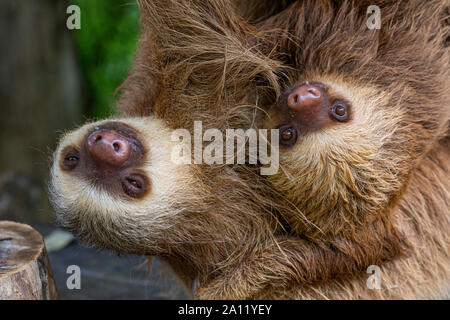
0 0 187 299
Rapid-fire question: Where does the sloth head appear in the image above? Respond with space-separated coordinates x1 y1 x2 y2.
48 0 280 265
265 78 404 236
266 74 449 237
49 116 272 265
49 117 200 255
255 0 450 237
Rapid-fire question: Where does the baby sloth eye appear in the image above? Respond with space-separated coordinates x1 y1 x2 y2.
330 102 351 122
277 124 298 147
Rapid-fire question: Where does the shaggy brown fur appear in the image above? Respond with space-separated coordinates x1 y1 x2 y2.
50 0 449 299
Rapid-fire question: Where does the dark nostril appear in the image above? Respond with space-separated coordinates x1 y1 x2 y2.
112 141 124 153
87 129 131 167
94 134 102 143
287 85 323 111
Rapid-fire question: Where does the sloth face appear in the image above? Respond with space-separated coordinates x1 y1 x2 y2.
59 121 150 199
265 77 410 235
272 81 353 147
49 117 196 254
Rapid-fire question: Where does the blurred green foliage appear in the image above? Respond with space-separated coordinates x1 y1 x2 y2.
70 0 139 118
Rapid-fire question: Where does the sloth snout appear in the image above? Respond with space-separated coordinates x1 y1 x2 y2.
277 82 342 132
87 129 131 167
287 84 323 112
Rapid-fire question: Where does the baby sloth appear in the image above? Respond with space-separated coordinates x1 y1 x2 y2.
50 0 449 299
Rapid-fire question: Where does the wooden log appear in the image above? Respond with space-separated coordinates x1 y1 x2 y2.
0 221 58 300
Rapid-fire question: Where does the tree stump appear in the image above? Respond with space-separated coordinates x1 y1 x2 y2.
0 221 58 300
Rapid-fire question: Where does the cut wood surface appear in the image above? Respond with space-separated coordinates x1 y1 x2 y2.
0 221 58 300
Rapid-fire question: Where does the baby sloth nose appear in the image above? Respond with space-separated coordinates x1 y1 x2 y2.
287 84 322 111
87 129 130 167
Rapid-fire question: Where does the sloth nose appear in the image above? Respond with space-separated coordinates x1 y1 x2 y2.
87 129 130 167
287 84 322 111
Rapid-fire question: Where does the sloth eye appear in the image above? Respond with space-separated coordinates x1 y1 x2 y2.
330 102 350 122
62 149 80 170
277 124 298 147
122 174 148 198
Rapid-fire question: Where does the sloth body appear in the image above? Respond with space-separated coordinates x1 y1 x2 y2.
50 0 449 299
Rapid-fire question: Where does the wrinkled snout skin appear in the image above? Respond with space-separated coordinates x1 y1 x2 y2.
86 128 132 168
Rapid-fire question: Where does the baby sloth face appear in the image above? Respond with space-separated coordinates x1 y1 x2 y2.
273 81 352 147
266 78 411 236
49 117 197 254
